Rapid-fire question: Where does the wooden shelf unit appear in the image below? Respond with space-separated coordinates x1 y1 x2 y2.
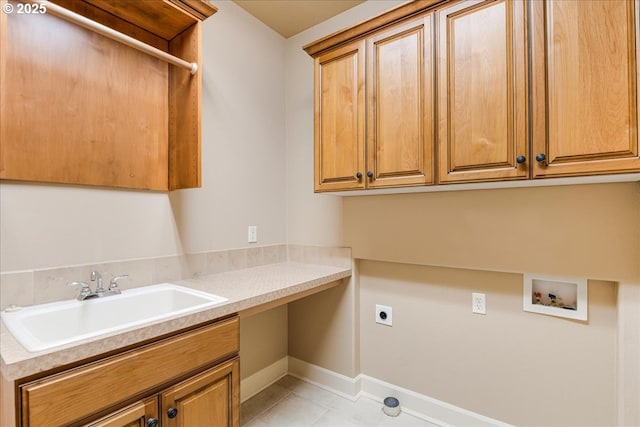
0 0 217 191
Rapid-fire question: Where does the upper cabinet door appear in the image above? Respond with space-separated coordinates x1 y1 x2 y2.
314 41 366 192
366 15 435 188
531 0 640 177
437 0 528 183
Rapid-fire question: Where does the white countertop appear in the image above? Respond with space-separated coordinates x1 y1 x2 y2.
1 261 351 381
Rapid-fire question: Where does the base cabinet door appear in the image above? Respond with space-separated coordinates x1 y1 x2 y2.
85 398 159 427
531 0 640 177
162 359 239 427
437 0 529 183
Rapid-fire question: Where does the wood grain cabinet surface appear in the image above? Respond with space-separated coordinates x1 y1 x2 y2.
85 397 159 427
305 0 640 192
162 360 239 427
0 0 216 191
17 316 239 427
312 15 434 192
531 0 640 177
437 0 528 183
81 361 240 427
314 40 366 191
367 15 435 188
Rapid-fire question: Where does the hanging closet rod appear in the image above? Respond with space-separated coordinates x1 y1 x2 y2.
44 1 198 75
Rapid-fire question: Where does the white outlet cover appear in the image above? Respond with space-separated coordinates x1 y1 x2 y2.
472 292 486 315
248 226 257 243
375 304 392 326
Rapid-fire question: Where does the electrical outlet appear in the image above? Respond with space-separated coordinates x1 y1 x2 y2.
248 226 257 243
472 293 486 315
376 304 393 326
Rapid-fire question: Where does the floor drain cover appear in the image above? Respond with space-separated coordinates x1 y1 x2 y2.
383 396 400 417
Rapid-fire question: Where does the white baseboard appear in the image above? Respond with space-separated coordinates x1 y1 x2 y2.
285 357 512 427
288 356 361 401
360 375 512 427
240 356 289 403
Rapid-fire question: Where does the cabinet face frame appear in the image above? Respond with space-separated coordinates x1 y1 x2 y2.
437 0 529 184
530 0 640 177
314 41 366 192
366 14 435 188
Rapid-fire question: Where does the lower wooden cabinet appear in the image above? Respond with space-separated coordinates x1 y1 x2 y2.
85 397 159 427
84 359 239 427
17 316 239 427
162 360 239 427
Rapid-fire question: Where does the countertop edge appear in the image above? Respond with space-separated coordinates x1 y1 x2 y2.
1 262 352 381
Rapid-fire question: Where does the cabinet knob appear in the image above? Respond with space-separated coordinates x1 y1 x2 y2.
356 172 362 180
516 155 526 164
366 171 373 179
167 407 178 419
147 418 159 427
535 153 546 163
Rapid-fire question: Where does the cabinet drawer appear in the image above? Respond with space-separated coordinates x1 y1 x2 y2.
20 316 239 427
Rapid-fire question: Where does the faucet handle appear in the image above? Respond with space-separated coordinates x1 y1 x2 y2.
67 281 92 298
109 275 128 291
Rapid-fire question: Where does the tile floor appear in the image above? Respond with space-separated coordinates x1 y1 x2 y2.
241 375 439 427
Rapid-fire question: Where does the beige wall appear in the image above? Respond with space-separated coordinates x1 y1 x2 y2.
0 0 288 272
284 0 406 247
169 0 287 255
344 183 640 282
360 260 617 426
241 305 288 379
283 0 640 423
288 277 359 377
345 183 639 424
284 0 404 381
0 0 289 382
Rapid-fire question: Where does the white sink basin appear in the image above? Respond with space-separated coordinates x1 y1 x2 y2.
1 284 227 353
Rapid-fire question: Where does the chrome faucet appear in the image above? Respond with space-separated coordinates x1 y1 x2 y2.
90 270 104 294
67 271 128 301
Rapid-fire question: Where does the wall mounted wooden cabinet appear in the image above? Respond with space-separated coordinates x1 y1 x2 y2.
531 0 640 177
0 0 217 191
312 15 434 192
367 15 434 188
314 40 366 192
305 0 640 193
437 0 528 183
